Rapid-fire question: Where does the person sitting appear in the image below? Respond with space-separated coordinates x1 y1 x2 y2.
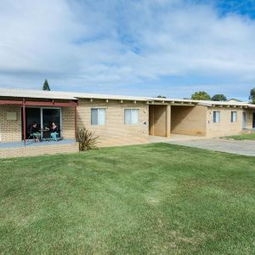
49 122 59 141
29 121 41 142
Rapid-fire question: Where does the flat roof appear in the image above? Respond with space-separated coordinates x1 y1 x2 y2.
0 88 254 108
0 88 77 100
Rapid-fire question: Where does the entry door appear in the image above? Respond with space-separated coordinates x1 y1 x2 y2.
242 112 247 129
22 107 61 140
253 112 255 128
42 108 61 138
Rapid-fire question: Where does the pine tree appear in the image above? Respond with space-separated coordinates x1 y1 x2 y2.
42 79 51 91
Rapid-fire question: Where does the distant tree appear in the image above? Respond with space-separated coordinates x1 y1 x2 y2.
191 91 211 100
156 95 166 98
249 88 255 104
42 79 51 91
211 94 227 101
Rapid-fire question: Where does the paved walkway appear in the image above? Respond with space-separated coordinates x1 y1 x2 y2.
167 138 255 156
149 135 255 156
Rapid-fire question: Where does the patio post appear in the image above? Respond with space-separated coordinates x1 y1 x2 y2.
22 99 26 145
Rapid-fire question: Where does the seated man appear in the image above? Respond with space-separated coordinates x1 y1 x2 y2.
49 122 59 141
29 121 41 142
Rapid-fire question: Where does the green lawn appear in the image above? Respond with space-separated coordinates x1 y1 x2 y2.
1 144 255 254
223 133 255 140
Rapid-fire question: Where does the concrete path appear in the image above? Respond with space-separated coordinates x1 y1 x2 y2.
167 138 255 156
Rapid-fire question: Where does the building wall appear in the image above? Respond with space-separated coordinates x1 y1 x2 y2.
246 109 254 129
77 100 149 146
0 142 79 158
206 107 252 137
171 105 207 136
0 105 22 142
62 107 75 139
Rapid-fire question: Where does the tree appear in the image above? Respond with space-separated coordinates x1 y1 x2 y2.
191 91 211 100
156 95 166 98
249 88 255 104
42 79 51 91
211 94 227 101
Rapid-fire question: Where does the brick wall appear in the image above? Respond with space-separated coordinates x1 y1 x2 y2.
171 105 207 136
0 142 79 158
62 107 75 139
77 100 149 146
206 108 251 137
0 105 21 142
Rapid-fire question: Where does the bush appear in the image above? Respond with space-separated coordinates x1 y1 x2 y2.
77 128 98 151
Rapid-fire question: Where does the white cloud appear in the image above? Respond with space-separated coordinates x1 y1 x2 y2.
0 0 254 99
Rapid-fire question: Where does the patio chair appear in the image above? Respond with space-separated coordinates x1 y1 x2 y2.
27 125 41 142
28 132 41 142
49 130 63 142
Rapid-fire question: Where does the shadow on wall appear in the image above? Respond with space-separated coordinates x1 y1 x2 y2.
171 106 193 131
171 106 206 136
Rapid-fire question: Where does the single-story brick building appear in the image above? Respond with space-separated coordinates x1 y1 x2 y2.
0 88 254 158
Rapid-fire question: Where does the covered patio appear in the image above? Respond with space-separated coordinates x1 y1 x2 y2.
0 98 78 143
0 93 79 158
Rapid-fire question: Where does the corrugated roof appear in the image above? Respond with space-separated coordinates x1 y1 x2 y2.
0 88 254 108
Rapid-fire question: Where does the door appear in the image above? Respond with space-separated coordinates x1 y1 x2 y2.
22 107 61 140
242 112 247 129
253 112 255 128
22 108 41 139
42 108 61 139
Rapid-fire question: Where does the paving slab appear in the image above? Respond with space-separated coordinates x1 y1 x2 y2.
167 138 255 156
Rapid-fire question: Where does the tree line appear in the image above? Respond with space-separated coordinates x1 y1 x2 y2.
190 89 255 104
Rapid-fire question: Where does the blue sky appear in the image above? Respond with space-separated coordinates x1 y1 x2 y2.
0 0 255 100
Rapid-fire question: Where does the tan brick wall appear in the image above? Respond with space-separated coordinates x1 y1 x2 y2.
0 142 79 158
246 109 254 128
0 105 21 142
171 105 207 136
77 100 149 146
206 107 251 137
62 107 75 139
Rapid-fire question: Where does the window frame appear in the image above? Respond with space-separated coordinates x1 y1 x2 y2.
231 111 237 123
124 109 139 125
212 111 220 123
91 108 106 126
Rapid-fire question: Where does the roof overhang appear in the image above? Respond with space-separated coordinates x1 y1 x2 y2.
0 99 77 107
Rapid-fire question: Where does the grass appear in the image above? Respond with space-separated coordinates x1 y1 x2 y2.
223 133 255 140
0 143 255 254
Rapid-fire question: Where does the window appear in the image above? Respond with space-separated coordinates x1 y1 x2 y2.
91 108 106 125
231 111 237 122
124 109 139 124
213 111 220 123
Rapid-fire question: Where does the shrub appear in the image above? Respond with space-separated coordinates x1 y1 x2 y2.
77 128 99 151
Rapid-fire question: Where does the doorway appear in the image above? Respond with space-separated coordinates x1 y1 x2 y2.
22 107 62 140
